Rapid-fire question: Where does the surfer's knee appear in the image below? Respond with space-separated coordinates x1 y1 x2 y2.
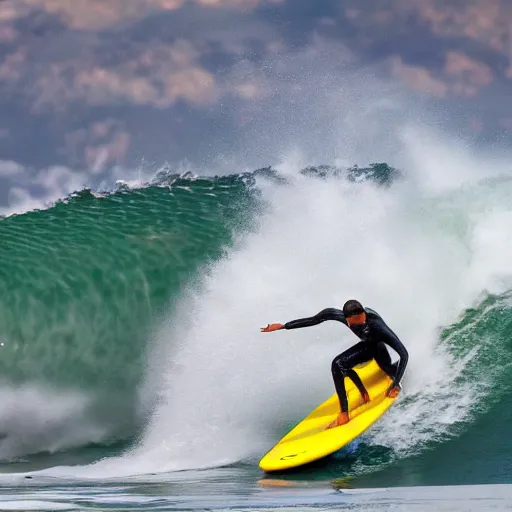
331 356 349 376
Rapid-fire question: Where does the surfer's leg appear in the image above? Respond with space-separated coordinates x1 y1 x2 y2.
345 369 370 401
331 342 372 412
373 342 396 377
331 358 349 413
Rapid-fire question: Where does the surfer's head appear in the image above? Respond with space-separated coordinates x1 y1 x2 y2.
343 300 366 326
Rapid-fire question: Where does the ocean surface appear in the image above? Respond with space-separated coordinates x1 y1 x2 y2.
1 163 512 510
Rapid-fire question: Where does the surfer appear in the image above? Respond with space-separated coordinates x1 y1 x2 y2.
260 300 408 428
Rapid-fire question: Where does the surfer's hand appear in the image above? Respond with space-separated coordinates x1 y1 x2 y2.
260 323 284 332
386 384 401 398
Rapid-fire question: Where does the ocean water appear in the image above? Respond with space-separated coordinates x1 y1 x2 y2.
1 156 512 510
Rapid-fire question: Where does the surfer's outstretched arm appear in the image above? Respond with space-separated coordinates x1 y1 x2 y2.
260 308 347 332
285 308 347 329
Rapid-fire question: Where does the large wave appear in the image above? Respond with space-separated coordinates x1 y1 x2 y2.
1 133 512 483
0 174 257 459
120 160 512 478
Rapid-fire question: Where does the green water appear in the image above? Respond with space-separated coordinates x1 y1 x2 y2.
0 178 255 387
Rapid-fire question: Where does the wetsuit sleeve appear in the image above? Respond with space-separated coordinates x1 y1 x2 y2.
372 319 409 385
284 308 347 329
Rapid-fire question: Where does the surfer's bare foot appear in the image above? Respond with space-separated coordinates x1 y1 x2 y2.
386 385 401 399
326 412 349 429
362 392 370 403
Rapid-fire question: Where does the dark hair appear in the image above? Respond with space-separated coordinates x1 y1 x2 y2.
343 300 364 318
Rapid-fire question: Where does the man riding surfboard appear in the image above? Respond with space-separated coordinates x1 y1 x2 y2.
261 300 408 428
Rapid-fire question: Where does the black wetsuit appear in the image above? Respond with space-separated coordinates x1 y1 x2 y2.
284 307 408 413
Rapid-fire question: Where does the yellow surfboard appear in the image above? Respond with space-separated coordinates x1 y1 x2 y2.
259 359 396 472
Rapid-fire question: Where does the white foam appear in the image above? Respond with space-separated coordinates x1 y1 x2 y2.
0 385 110 460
